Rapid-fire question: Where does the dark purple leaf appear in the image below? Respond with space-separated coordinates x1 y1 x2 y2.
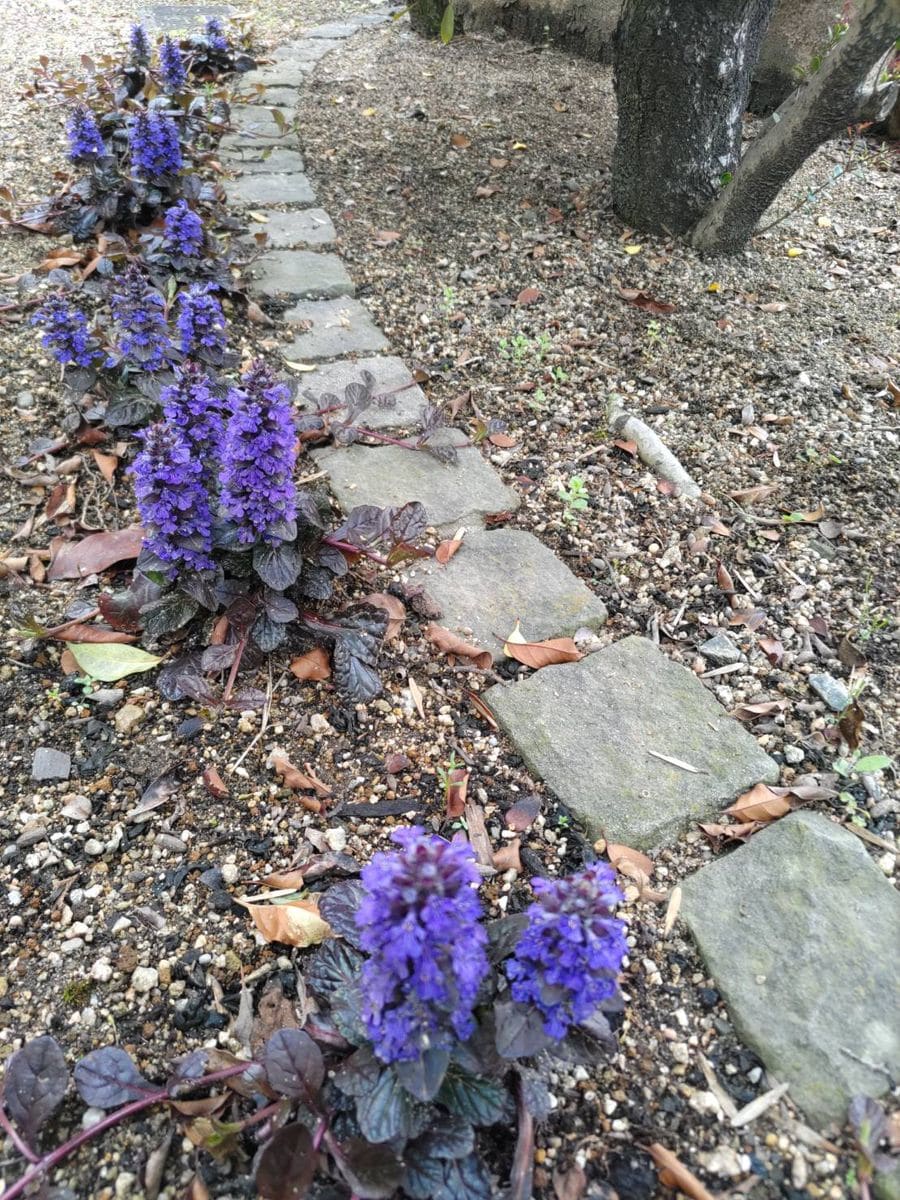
251 612 287 652
179 570 221 610
167 1050 208 1096
306 940 365 999
157 654 219 703
3 1035 69 1145
263 1030 324 1101
264 591 298 623
493 1000 552 1060
225 687 267 710
201 643 237 673
253 542 300 591
356 1068 430 1144
317 544 348 577
140 590 199 637
394 1047 450 1102
403 1151 492 1200
318 880 366 948
332 638 381 703
255 1123 316 1200
486 914 529 964
74 1047 153 1108
436 1068 508 1126
335 1139 403 1199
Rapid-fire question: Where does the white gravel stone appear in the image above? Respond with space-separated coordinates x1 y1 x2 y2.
131 966 159 994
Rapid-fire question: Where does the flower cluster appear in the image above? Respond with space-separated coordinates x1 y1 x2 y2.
506 863 627 1039
159 36 187 92
66 106 104 162
163 200 204 257
109 267 173 372
220 361 298 544
129 23 152 65
31 294 98 368
161 363 223 468
176 283 226 356
129 110 183 182
130 423 215 575
354 827 489 1064
205 17 228 51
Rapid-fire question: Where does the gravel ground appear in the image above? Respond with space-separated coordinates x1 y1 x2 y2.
0 7 898 1200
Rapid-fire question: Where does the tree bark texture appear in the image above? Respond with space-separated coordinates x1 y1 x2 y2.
693 0 900 251
612 0 776 235
409 0 452 37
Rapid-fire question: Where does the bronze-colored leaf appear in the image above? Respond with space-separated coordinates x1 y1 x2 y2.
617 286 676 315
48 527 144 580
503 620 581 669
289 647 332 682
758 636 784 665
435 538 463 564
699 821 764 846
505 794 541 831
492 837 522 873
646 1143 716 1200
838 699 865 750
203 767 229 799
91 450 119 484
361 592 405 640
732 698 788 721
236 894 332 948
271 754 332 798
426 622 492 669
725 782 792 823
445 767 468 818
516 286 541 307
53 623 137 645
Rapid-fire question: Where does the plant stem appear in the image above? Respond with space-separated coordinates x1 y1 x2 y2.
0 1106 39 1163
3 1062 250 1200
509 1073 535 1200
320 535 389 566
222 631 249 703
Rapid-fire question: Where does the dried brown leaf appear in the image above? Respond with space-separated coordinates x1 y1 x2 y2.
733 698 788 721
91 450 118 484
290 647 332 682
492 837 522 873
617 286 676 314
700 821 764 846
646 1143 716 1200
729 608 766 630
408 675 426 719
203 766 229 799
52 624 136 645
435 537 463 564
758 636 785 665
503 620 582 669
361 592 405 640
729 483 779 505
48 527 144 580
465 688 499 729
271 753 332 798
725 782 792 823
516 286 541 307
237 894 331 948
426 622 492 669
445 768 468 819
505 794 541 831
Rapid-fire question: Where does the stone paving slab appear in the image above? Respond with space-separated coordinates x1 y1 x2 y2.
292 355 422 421
250 87 300 107
283 301 389 360
225 173 316 208
310 431 520 532
242 64 312 88
406 528 607 658
485 635 778 850
227 107 292 142
272 39 341 62
682 811 900 1127
306 20 363 37
247 250 354 300
221 148 306 174
245 208 336 249
143 2 232 32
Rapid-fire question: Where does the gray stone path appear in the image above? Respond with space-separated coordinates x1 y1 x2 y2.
221 10 899 1145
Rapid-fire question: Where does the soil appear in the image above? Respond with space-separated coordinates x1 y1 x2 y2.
0 6 898 1200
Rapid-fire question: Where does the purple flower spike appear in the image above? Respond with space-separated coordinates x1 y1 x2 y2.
130 422 215 576
66 106 105 162
129 110 182 182
354 827 489 1064
220 360 297 545
506 863 627 1039
109 266 173 372
129 23 152 65
176 283 226 356
161 362 223 469
163 200 204 257
159 36 187 92
205 17 228 51
31 294 98 368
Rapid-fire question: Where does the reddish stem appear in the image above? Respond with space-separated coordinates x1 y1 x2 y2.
2 1062 250 1200
222 631 249 703
321 535 389 566
0 1106 39 1163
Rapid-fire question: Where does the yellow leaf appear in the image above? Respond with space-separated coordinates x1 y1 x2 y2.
816 216 832 228
236 893 332 947
624 244 642 255
247 210 269 223
283 361 318 372
707 281 720 293
362 107 377 117
511 141 527 151
786 247 804 257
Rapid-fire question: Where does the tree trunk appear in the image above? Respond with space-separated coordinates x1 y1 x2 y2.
612 0 776 235
409 0 451 37
693 0 900 252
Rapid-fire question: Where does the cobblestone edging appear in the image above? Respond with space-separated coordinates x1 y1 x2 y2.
220 9 900 1148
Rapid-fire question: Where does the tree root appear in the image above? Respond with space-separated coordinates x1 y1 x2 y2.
607 394 701 499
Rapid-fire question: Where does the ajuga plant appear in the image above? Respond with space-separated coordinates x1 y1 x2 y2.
110 359 432 708
0 834 628 1200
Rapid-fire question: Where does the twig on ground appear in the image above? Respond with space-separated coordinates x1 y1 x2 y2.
607 394 701 498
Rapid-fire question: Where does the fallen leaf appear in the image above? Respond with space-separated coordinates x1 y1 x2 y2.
781 502 825 525
759 301 788 312
729 483 779 505
725 782 792 823
449 132 471 148
489 157 508 169
646 1143 716 1200
408 675 426 719
53 624 136 645
663 885 682 938
617 286 675 314
282 360 317 373
373 229 401 246
203 767 229 798
505 794 541 831
445 768 468 818
59 648 78 675
707 281 720 293
487 432 517 447
290 648 332 682
700 820 765 846
838 699 865 750
492 837 522 873
245 300 274 326
516 286 541 307
502 620 582 669
465 688 498 729
67 642 161 681
552 1165 587 1200
729 608 766 630
385 752 411 774
426 623 492 669
613 439 638 455
606 842 654 879
91 450 118 484
732 698 788 721
623 244 642 255
435 537 463 564
271 753 332 798
262 870 307 891
474 184 500 199
701 513 732 537
48 527 144 580
758 635 785 665
786 247 804 257
361 592 405 640
237 893 331 948
837 635 866 671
